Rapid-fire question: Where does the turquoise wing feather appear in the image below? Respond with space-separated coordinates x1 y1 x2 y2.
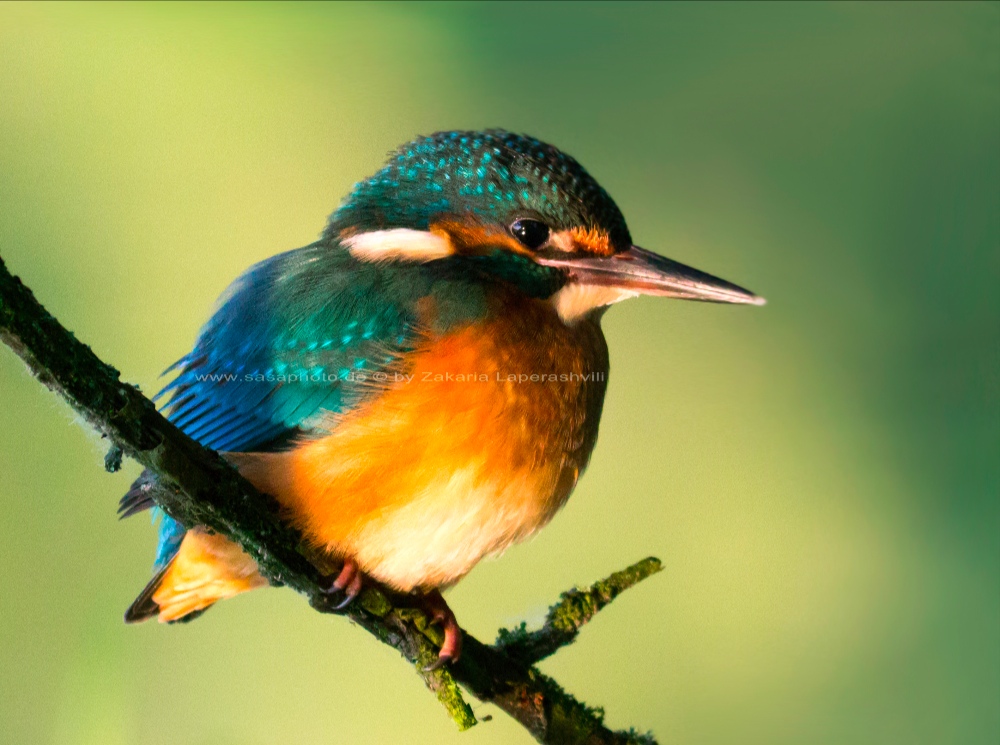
135 242 426 567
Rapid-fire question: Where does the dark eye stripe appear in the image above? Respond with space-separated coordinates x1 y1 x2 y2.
509 219 550 250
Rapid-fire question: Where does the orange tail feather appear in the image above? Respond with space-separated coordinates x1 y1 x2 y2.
125 528 268 624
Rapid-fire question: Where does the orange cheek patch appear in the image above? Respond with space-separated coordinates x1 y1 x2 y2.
569 226 614 256
430 219 531 257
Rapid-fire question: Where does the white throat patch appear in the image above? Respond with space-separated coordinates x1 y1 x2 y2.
550 283 637 324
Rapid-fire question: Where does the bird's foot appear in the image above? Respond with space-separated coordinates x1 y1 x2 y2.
319 558 364 610
419 589 462 670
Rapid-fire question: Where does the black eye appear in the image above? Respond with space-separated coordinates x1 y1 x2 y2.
509 219 550 250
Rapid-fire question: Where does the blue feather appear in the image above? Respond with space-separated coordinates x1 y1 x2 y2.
150 242 426 567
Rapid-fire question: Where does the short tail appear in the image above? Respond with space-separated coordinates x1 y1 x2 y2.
124 528 268 624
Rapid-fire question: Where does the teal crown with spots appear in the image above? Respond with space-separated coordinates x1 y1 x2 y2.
326 129 632 250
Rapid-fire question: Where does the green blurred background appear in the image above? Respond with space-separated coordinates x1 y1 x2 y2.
0 2 997 743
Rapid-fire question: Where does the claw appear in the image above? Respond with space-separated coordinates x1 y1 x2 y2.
319 559 363 610
419 589 462 669
330 560 358 593
422 654 452 672
335 571 363 610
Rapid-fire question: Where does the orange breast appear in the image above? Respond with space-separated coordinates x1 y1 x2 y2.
231 291 609 591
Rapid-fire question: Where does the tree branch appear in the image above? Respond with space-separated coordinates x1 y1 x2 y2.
0 254 661 744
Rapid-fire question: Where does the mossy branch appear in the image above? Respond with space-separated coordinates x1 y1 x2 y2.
0 254 661 744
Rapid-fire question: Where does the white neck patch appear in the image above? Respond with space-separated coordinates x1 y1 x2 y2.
343 229 453 262
550 283 637 324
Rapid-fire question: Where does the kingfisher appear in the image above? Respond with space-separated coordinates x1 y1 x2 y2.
119 130 763 665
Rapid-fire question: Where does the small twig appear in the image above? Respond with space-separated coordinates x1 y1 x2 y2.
0 253 661 744
496 557 663 665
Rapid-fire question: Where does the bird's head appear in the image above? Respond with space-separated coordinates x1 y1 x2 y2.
326 130 763 322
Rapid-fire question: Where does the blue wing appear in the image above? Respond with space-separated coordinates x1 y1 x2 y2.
123 242 425 568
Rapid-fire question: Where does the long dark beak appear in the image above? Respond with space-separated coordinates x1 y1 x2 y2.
538 245 765 305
